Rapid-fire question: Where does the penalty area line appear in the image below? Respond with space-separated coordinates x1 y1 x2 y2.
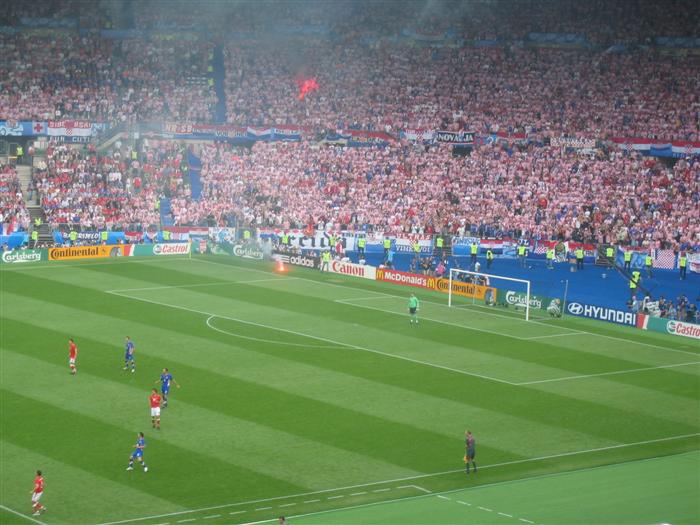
191 258 700 359
107 290 517 385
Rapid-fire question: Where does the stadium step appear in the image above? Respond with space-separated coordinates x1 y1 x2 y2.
211 44 227 123
186 150 204 200
159 198 174 227
16 165 33 204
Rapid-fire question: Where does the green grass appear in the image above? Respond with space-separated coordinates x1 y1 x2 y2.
0 255 698 525
292 451 700 525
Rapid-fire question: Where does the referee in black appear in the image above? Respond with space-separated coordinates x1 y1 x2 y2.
465 430 477 474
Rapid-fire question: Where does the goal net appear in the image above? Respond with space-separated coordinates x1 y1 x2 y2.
447 268 566 321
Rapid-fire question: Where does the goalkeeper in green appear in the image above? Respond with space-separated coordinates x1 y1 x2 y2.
408 294 420 324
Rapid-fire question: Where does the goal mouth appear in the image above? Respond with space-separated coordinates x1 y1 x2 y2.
447 268 567 321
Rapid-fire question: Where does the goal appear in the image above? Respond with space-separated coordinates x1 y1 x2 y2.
447 269 564 321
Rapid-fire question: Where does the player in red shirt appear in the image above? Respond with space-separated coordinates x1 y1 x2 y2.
149 388 162 429
68 338 78 375
30 470 45 516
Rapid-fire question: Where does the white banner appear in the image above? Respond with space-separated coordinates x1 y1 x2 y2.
329 260 376 280
47 120 94 137
687 253 700 274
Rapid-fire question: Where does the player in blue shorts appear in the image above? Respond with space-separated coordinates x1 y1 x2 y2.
155 368 180 408
123 336 135 373
126 432 148 472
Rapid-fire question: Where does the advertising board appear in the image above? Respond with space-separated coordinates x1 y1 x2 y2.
232 244 264 260
48 245 133 261
566 301 636 326
153 243 191 256
434 278 496 300
375 268 436 290
0 249 46 264
645 316 700 340
329 260 376 280
272 251 319 269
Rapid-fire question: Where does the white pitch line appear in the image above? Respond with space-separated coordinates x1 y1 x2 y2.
0 256 192 272
278 503 297 508
106 289 516 385
229 511 246 515
193 451 700 525
203 514 221 519
499 512 514 517
457 500 471 506
192 257 699 359
515 361 700 385
177 519 197 523
521 332 585 340
336 296 700 383
334 298 539 342
478 506 493 512
0 504 48 525
254 507 272 511
326 495 344 500
207 315 341 349
437 495 451 500
94 433 699 525
348 492 366 496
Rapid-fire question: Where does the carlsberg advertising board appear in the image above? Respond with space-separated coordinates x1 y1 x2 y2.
503 290 550 310
0 249 46 264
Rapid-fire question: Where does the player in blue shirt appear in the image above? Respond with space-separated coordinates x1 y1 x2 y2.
123 336 135 373
155 368 180 408
126 432 148 472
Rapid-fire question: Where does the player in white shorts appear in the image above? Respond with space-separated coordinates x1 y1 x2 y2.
149 388 161 429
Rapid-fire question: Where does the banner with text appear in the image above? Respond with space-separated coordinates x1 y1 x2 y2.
329 260 376 280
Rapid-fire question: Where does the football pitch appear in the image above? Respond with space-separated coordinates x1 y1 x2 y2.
1 255 698 525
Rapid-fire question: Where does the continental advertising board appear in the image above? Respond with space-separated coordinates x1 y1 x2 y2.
433 278 496 300
48 245 133 261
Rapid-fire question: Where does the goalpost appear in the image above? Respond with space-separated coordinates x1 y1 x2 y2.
447 268 536 321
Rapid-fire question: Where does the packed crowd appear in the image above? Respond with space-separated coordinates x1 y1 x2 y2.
192 141 699 251
0 34 215 123
224 42 700 141
0 164 29 233
0 1 697 142
32 140 191 230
